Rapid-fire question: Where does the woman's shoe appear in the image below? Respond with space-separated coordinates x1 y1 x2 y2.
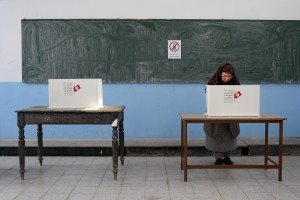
214 158 223 165
223 157 233 165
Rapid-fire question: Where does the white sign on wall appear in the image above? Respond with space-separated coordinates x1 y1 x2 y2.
168 40 181 59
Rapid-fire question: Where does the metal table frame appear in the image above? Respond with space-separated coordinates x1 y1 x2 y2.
180 113 286 182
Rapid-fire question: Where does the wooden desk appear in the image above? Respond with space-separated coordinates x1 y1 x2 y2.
179 113 286 182
16 106 125 180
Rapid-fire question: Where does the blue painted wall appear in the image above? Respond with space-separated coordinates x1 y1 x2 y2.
0 83 299 139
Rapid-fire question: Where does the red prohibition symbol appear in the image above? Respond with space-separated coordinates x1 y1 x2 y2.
169 42 180 52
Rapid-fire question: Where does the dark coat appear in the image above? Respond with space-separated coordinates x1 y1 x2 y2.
204 63 240 144
203 123 240 141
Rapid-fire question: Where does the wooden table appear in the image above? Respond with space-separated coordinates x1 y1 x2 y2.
16 106 125 180
179 113 286 182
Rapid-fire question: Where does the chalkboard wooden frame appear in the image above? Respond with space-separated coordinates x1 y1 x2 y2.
22 19 300 83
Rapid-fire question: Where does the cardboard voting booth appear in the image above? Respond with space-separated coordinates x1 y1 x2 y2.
48 79 103 108
206 85 260 116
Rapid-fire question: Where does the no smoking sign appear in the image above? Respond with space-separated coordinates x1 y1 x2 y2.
168 40 181 59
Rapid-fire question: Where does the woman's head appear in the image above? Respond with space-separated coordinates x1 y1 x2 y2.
207 63 240 85
219 63 235 83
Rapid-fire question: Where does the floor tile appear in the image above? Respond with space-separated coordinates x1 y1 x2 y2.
0 156 299 200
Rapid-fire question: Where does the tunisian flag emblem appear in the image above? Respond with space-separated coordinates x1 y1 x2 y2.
74 84 81 92
234 91 242 99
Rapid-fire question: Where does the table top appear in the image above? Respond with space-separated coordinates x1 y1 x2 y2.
179 113 286 122
16 106 125 113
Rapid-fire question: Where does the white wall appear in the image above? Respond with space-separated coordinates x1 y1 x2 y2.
1 0 300 82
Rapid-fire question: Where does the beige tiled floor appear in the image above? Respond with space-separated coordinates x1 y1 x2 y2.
0 156 300 200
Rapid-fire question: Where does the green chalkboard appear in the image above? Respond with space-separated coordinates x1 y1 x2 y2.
22 19 300 83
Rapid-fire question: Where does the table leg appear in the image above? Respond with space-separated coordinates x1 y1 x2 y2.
119 120 125 165
112 121 119 180
18 125 25 180
37 124 43 166
264 123 269 167
278 121 283 181
183 121 188 182
181 119 183 170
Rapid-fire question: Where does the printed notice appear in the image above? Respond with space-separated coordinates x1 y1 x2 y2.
223 89 234 103
168 40 181 59
63 83 81 96
224 89 243 103
64 82 74 96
